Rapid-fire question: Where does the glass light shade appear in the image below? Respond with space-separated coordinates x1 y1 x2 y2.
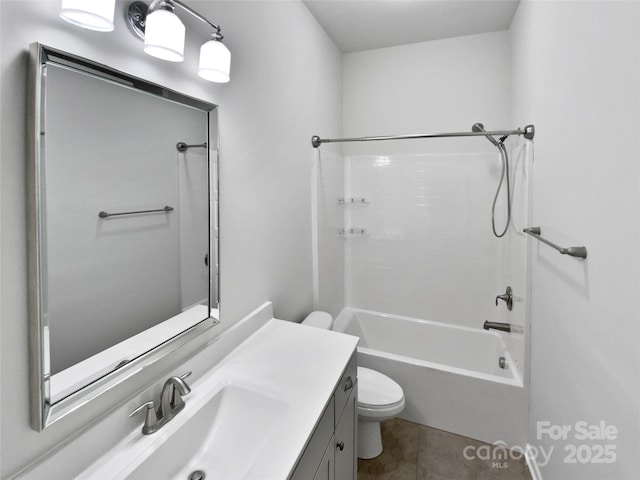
143 9 185 62
59 0 115 32
198 40 231 83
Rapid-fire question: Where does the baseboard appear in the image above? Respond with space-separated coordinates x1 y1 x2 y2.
525 444 543 480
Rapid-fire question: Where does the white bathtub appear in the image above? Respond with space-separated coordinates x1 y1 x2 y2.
333 307 528 447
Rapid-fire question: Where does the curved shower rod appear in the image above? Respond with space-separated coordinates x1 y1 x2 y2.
311 125 535 148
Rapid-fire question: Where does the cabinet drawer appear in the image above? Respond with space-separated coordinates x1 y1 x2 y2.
291 396 335 480
334 353 357 427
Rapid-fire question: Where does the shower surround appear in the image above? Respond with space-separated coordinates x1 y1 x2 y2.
315 142 533 446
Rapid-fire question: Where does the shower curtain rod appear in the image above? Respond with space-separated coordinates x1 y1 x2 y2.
311 125 535 148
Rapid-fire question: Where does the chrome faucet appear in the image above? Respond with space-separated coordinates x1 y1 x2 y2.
130 371 192 435
495 286 513 311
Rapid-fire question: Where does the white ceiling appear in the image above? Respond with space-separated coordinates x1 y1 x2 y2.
302 0 520 53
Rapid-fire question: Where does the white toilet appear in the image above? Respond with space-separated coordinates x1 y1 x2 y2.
302 311 405 459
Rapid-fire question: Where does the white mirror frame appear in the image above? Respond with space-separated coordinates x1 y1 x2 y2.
27 43 220 431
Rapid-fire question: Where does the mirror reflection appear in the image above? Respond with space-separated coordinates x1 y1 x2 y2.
29 45 218 424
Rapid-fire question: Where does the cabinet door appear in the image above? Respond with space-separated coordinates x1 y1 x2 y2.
291 397 335 480
334 383 357 480
313 435 335 480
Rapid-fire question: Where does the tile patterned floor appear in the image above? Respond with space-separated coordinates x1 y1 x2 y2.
358 419 532 480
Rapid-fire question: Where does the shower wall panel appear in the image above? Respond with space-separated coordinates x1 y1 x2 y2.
344 152 504 329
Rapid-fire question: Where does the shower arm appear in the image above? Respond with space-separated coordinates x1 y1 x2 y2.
311 125 534 148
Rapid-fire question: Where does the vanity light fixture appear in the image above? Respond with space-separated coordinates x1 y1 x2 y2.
129 0 231 82
143 1 186 62
59 0 116 32
59 0 231 83
198 32 231 83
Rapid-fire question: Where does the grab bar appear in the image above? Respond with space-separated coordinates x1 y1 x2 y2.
523 227 587 259
98 205 174 219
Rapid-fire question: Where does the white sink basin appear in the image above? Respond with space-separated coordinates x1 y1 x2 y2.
127 385 289 480
82 383 289 480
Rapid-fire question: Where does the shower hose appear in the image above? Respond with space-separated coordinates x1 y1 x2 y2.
491 142 511 238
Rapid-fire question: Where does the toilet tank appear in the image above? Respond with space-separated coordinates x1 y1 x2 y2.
302 311 333 330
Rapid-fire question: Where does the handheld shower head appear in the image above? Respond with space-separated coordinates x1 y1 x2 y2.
472 123 512 238
471 122 500 147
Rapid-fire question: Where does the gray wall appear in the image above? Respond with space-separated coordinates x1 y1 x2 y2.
0 0 342 476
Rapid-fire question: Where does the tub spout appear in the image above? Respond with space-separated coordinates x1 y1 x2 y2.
483 321 511 333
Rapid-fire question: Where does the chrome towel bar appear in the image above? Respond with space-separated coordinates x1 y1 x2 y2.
98 205 174 219
523 227 587 259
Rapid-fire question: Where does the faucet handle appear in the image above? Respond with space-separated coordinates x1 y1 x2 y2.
495 286 513 311
129 400 155 418
129 401 158 434
180 371 192 382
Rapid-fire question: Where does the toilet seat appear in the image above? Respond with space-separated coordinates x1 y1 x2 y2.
357 367 404 408
358 398 405 419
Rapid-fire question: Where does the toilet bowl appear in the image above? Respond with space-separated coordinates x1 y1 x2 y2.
356 366 405 459
302 311 406 459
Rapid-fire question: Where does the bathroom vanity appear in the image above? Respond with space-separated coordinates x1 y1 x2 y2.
63 316 359 480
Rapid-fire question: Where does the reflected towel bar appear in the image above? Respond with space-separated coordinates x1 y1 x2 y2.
523 227 587 259
98 206 174 219
176 142 207 152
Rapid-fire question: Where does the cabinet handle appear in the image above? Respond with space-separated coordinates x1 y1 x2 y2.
344 376 354 392
337 441 345 451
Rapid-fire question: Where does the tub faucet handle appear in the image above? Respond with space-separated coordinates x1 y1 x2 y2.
495 286 513 311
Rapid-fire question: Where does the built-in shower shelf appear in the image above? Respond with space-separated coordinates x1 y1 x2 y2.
338 227 367 237
338 197 369 205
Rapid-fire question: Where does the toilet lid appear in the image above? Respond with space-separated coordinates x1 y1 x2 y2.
357 367 404 407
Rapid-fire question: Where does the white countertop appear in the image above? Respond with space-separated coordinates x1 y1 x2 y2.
78 318 359 479
225 319 359 478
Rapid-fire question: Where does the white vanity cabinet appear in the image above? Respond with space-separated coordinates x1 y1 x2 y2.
291 353 357 480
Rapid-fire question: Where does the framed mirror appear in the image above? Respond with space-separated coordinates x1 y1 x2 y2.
27 44 219 430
